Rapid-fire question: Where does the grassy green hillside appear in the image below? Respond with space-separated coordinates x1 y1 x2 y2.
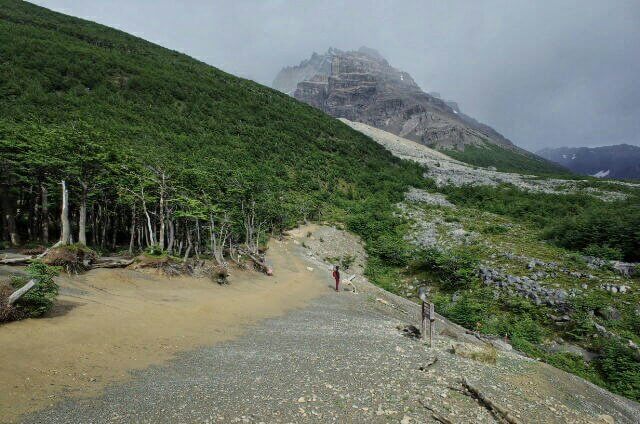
0 0 425 252
442 143 570 175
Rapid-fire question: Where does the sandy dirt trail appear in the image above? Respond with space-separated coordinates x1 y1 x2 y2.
0 237 327 422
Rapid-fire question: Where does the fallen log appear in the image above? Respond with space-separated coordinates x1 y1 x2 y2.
90 258 134 269
0 256 33 265
462 378 522 424
8 279 37 306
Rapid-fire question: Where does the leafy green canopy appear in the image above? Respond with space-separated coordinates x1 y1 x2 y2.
0 0 425 241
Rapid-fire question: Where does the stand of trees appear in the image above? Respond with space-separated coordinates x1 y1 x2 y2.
1 124 274 267
0 120 426 269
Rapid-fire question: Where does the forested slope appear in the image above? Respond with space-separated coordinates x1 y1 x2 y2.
0 0 425 255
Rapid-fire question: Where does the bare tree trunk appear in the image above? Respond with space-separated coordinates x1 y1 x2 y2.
1 185 20 246
8 279 36 305
175 221 182 256
78 181 88 245
59 179 71 245
92 204 98 246
111 213 118 250
6 212 19 246
27 185 35 241
141 188 155 247
195 218 201 260
158 172 166 251
167 219 175 255
183 229 192 262
214 214 216 258
242 200 263 255
129 205 136 254
210 213 229 265
101 216 108 248
143 223 150 247
41 184 49 244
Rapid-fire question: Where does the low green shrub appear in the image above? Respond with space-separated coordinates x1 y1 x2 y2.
545 352 604 385
340 255 355 270
480 223 509 235
444 294 487 329
364 257 403 295
146 244 164 256
595 340 640 401
481 308 545 345
367 233 411 267
581 244 624 261
10 262 60 318
412 247 480 291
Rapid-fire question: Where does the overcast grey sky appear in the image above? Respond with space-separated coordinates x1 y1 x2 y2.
32 0 640 150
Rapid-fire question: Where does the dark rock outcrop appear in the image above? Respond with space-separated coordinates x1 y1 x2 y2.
273 47 519 152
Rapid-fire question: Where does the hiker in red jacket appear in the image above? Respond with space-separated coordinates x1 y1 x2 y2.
332 265 340 292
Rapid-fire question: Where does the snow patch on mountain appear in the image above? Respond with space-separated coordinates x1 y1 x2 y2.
593 170 611 178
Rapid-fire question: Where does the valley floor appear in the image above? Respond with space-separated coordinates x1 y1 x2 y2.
3 226 639 423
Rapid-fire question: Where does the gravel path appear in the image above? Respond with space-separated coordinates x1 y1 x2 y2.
23 284 451 423
20 227 640 423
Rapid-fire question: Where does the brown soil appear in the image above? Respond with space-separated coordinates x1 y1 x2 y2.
0 237 326 422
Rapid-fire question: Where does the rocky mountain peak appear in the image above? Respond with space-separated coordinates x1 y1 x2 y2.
273 48 519 152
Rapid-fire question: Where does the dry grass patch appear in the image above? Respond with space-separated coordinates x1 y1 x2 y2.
451 342 498 364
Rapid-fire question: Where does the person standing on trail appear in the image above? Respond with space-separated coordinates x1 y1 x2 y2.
332 265 340 292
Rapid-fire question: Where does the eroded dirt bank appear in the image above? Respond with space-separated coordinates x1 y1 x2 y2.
0 237 327 422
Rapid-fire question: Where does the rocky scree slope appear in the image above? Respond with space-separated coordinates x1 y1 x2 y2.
273 47 566 174
341 119 637 201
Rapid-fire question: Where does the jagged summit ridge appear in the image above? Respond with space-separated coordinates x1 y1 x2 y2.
272 47 517 152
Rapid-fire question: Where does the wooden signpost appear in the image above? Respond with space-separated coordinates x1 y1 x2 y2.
418 286 435 347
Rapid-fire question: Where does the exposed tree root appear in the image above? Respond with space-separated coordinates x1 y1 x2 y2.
238 247 272 275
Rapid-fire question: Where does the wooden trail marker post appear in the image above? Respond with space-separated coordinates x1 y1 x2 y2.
418 287 435 347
